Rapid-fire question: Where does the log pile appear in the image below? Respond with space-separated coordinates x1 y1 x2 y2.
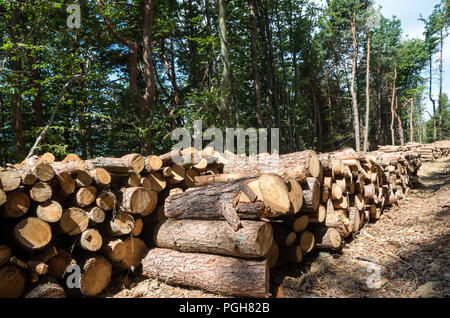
1 141 449 298
143 143 450 297
0 148 225 298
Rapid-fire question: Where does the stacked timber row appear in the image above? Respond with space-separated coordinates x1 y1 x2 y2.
0 148 226 298
378 141 450 161
142 143 449 297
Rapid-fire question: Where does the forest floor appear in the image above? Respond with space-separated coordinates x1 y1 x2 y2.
102 158 450 298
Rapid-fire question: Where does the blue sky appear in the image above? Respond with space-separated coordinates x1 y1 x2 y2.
376 0 449 119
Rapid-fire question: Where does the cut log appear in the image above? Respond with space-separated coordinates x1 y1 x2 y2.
73 186 97 207
2 191 30 218
142 248 269 298
47 248 74 279
89 168 111 186
145 155 163 172
183 168 199 188
321 185 329 203
75 170 93 187
0 245 12 266
279 245 303 263
332 196 349 210
331 183 342 200
120 187 151 214
309 204 326 223
14 217 52 250
59 207 89 236
51 160 86 174
102 210 134 236
55 172 75 197
273 227 296 247
79 255 112 296
30 182 52 202
79 229 103 252
300 177 320 212
0 265 26 298
86 154 145 174
85 206 105 225
223 150 321 183
290 215 309 232
36 200 63 223
39 152 56 163
335 178 346 192
348 207 360 232
286 178 303 213
299 231 315 253
101 238 126 262
63 153 80 162
114 237 147 269
24 280 66 298
154 220 273 258
28 161 54 182
164 177 267 220
0 170 21 191
96 191 116 211
131 218 143 236
144 172 167 193
140 189 157 216
349 193 365 211
311 227 341 249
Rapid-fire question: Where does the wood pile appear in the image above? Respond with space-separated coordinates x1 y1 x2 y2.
142 143 450 297
0 148 225 298
379 141 450 161
1 141 449 298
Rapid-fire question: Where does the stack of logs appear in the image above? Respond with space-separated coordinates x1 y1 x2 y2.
0 148 226 298
141 145 437 297
1 141 449 298
379 141 450 162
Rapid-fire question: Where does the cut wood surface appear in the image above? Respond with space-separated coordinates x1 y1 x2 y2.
142 248 270 297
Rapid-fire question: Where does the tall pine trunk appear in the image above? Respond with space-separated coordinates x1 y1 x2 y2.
219 0 231 127
248 0 264 128
350 17 361 151
363 21 371 152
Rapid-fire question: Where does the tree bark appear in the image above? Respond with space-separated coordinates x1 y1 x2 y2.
219 0 232 126
350 16 361 151
142 248 270 297
154 219 273 258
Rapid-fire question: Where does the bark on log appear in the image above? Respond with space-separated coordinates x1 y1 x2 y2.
222 150 321 183
0 245 12 266
24 280 66 298
300 177 320 212
86 154 145 174
311 227 341 249
164 177 267 220
154 219 273 258
142 248 270 298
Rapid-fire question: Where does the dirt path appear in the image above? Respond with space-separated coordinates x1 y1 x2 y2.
104 158 450 298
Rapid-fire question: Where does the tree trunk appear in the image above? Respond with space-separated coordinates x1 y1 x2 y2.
390 61 397 145
219 0 232 126
363 22 371 152
248 0 264 128
438 32 443 140
223 150 321 182
154 219 273 258
142 248 270 298
429 54 437 141
350 16 361 151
